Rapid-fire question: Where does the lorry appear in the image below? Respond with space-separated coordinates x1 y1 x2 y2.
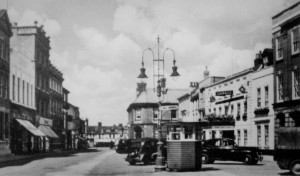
273 127 300 175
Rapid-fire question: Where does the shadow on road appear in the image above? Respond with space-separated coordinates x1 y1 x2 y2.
0 148 101 169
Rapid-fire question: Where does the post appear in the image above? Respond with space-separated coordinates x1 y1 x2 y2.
155 106 166 171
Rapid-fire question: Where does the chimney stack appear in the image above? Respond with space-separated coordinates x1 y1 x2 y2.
254 51 263 69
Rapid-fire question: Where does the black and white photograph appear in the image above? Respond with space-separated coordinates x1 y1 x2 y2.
0 0 300 175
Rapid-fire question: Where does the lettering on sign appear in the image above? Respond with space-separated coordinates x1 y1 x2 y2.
160 105 178 111
216 90 233 96
190 82 199 88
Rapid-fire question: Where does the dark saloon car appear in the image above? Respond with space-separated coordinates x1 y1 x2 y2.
125 138 159 165
115 139 132 154
201 138 263 165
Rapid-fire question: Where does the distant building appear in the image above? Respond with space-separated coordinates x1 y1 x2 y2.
62 87 70 149
127 82 187 139
0 10 12 155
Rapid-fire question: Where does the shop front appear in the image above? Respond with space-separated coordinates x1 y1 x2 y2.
37 117 59 152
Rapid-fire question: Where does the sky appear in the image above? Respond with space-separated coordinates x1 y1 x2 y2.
0 0 298 126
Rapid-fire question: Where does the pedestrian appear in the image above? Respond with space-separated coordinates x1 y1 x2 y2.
110 140 114 149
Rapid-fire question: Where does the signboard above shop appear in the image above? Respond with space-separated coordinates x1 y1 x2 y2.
160 105 178 111
216 90 233 96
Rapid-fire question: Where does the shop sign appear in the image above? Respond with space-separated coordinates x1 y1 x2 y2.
39 117 53 126
216 90 233 96
160 105 178 111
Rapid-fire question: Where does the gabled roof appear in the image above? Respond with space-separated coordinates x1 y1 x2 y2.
127 88 187 111
0 10 13 37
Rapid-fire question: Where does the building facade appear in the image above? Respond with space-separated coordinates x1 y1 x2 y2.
0 10 12 155
204 69 252 145
272 2 300 149
48 63 64 149
249 49 275 152
67 103 80 149
127 82 186 139
10 22 47 154
62 87 70 149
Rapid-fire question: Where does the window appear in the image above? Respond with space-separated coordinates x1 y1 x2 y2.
237 130 241 145
225 106 228 115
276 36 283 60
257 126 261 147
265 86 269 106
0 73 2 97
136 108 141 120
244 130 248 146
213 108 216 114
265 125 269 147
22 80 25 104
244 101 247 114
5 113 9 138
278 75 284 101
17 77 20 102
294 70 300 98
27 82 29 105
0 112 3 139
171 110 176 119
219 107 222 115
292 27 300 54
257 88 261 107
231 104 234 115
12 75 15 101
237 103 241 116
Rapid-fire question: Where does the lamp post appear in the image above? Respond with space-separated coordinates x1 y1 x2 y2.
137 36 180 172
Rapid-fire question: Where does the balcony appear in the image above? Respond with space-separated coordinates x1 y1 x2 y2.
204 114 235 126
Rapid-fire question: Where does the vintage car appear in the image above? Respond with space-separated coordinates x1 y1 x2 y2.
115 139 132 154
125 138 160 165
201 138 263 165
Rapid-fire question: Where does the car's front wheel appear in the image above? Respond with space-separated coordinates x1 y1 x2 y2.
202 154 211 164
290 160 300 175
243 155 253 165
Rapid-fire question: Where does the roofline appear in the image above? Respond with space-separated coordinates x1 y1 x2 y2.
206 68 253 88
272 1 300 19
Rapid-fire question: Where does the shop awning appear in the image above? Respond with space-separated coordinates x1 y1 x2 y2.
38 125 59 138
16 119 46 137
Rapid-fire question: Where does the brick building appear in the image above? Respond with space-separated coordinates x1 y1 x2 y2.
272 2 300 147
0 10 12 155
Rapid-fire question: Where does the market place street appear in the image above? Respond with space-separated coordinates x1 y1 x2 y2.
0 147 289 176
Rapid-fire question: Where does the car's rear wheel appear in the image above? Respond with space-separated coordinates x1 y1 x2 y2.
202 154 211 164
290 160 300 175
243 155 253 165
129 161 136 165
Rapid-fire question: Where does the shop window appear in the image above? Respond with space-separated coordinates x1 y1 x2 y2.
237 130 241 146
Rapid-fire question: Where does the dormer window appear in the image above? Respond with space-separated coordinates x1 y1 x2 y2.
136 108 141 120
292 27 300 54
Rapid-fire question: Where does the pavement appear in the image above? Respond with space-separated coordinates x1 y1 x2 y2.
0 149 81 164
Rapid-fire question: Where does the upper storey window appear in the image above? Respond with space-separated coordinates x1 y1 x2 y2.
292 27 300 55
136 108 141 121
276 36 283 61
293 69 300 99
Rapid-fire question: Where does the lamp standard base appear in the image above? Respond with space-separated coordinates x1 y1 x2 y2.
155 165 166 172
155 156 166 172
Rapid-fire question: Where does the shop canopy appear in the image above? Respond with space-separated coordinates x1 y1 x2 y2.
38 125 59 138
16 119 46 137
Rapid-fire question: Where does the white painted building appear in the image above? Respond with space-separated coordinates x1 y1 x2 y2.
204 69 252 145
248 49 275 151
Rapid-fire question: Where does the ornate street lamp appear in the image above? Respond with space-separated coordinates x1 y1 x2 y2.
137 36 180 172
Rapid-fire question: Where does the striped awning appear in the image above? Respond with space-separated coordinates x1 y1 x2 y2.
38 125 59 138
16 119 46 137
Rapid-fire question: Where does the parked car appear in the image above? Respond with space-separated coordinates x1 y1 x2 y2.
115 139 132 154
201 138 263 165
125 138 159 165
